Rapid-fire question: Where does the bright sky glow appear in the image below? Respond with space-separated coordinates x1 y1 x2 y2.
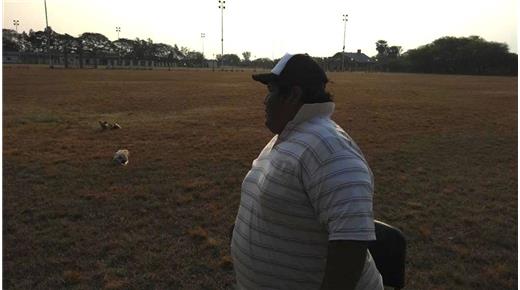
2 0 518 59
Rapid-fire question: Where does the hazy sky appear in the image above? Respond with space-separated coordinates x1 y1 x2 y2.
2 0 518 59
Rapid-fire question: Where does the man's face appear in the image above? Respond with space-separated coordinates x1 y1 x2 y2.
264 82 285 134
263 82 301 134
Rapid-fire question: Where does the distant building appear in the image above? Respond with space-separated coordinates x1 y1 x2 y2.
344 50 372 64
328 49 373 71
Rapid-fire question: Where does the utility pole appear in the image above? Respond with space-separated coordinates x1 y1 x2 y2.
44 0 53 68
13 20 19 33
218 0 225 67
13 20 21 62
116 27 121 66
201 33 206 57
342 14 348 72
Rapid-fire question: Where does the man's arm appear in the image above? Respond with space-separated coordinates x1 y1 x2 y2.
321 240 368 290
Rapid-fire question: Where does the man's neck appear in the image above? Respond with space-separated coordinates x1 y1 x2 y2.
288 102 335 127
275 102 335 139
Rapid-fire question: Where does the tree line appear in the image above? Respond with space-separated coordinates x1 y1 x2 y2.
373 36 517 76
2 27 275 68
3 27 517 75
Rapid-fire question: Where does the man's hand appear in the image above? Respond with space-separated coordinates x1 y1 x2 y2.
321 240 368 290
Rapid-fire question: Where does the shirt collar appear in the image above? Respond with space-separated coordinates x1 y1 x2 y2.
288 102 335 127
276 102 334 143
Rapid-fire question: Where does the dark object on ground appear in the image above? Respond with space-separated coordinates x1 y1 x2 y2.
368 220 406 290
99 120 110 130
99 120 121 130
228 220 406 289
113 149 129 166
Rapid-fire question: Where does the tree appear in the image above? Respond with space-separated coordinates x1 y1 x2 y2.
80 33 112 52
185 50 205 67
173 45 182 57
251 57 274 69
131 38 146 60
375 40 388 57
56 33 76 68
79 32 115 67
113 38 136 58
224 54 240 66
27 29 48 53
216 54 240 67
152 43 182 66
3 29 20 51
242 51 251 64
387 46 402 58
374 40 396 71
160 44 183 68
402 35 516 75
144 38 156 60
180 46 190 59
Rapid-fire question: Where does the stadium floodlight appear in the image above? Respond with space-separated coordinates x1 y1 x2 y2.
44 0 53 68
13 20 20 33
44 0 49 29
342 14 348 72
116 27 121 65
218 0 226 67
201 33 206 56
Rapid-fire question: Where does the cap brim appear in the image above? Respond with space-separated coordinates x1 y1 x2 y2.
252 73 278 85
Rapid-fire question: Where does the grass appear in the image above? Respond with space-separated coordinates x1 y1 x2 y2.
3 66 517 289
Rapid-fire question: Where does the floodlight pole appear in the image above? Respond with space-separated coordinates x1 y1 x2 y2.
13 20 19 33
44 0 53 68
116 27 121 65
13 20 21 61
218 0 225 67
342 14 348 72
201 33 206 57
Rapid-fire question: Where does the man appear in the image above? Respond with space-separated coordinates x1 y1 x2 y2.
231 53 383 290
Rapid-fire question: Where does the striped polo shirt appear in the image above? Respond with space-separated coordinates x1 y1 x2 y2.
231 102 383 289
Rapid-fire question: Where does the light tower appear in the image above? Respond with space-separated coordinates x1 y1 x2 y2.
13 20 20 33
201 33 206 57
218 0 225 67
44 0 53 68
116 27 121 65
342 14 348 72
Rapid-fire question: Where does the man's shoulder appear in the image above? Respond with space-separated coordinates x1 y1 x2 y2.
289 117 349 153
285 118 371 171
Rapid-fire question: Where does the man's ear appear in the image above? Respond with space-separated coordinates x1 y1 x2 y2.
287 86 303 105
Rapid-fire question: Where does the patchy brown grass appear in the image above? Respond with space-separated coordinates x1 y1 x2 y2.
3 66 517 289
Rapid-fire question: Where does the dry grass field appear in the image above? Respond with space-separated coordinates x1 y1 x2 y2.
3 66 517 289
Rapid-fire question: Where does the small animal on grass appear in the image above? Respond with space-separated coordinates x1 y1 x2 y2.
113 149 129 166
99 121 122 130
110 122 121 129
99 120 110 130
